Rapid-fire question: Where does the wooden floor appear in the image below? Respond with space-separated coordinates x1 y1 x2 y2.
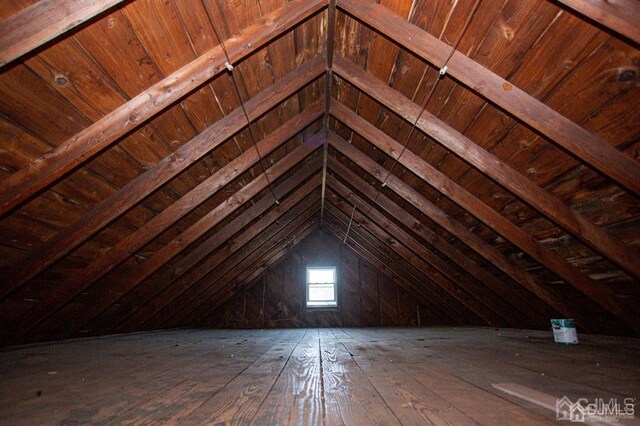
1 327 638 425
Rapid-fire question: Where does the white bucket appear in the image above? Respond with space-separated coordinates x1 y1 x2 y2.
551 319 578 344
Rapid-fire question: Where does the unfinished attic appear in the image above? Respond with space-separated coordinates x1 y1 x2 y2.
1 0 639 423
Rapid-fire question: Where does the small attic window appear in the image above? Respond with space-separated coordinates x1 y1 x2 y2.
306 266 337 308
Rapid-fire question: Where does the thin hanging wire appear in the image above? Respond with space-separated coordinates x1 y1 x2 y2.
209 21 280 204
342 203 357 244
360 0 482 223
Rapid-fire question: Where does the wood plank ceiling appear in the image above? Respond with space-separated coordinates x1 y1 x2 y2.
0 0 638 345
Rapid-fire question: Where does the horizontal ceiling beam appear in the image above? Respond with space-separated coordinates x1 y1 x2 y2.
336 0 640 196
0 55 326 300
0 0 327 216
556 0 640 45
0 0 126 67
111 163 322 335
333 58 640 279
327 158 545 327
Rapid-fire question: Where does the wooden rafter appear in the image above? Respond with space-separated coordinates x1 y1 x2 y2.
333 59 640 279
78 102 320 287
0 0 126 67
0 56 326 300
0 0 327 216
327 173 529 327
321 213 465 325
68 189 322 340
175 212 321 327
200 219 323 325
196 220 323 326
17 137 323 344
336 0 640 196
329 106 640 333
324 202 477 323
329 219 462 324
0 0 636 342
325 190 505 327
557 0 640 45
108 135 321 303
327 158 547 327
328 133 596 331
110 163 322 336
2 111 321 345
161 201 320 330
200 223 321 324
73 194 319 340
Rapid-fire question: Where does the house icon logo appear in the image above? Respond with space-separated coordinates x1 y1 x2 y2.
556 396 586 422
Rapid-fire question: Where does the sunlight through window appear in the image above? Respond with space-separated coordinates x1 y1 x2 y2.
306 266 337 308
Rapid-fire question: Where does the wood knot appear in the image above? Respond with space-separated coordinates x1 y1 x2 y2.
502 27 514 41
53 74 69 87
617 67 638 83
502 82 512 91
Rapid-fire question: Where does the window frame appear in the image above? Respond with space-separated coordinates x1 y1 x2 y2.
305 265 338 309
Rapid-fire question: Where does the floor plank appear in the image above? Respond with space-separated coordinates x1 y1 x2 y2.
320 328 401 425
252 330 323 425
1 327 638 425
342 345 477 424
175 329 306 424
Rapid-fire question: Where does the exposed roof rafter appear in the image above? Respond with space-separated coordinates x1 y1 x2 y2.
0 0 327 217
111 162 323 336
333 58 640 279
0 54 326 300
185 212 322 326
326 187 508 326
7 136 323 345
337 0 640 196
556 0 640 45
0 0 637 342
0 0 127 67
322 211 468 324
327 158 549 327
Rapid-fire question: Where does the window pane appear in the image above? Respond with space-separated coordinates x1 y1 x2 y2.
306 267 337 308
308 283 335 301
308 268 335 283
